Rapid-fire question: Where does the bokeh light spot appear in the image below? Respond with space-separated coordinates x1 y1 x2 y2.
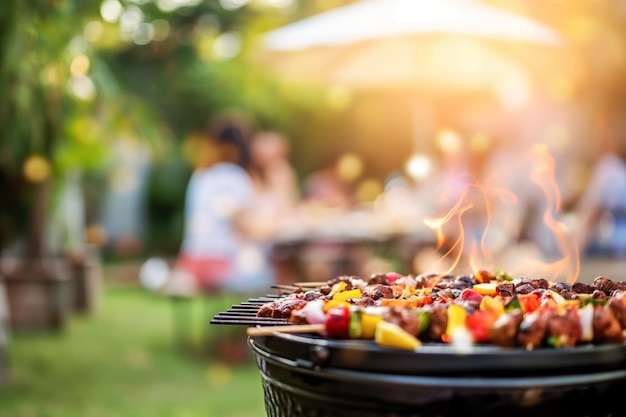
152 19 171 41
436 129 463 154
84 21 104 43
405 154 432 181
133 22 155 45
70 54 90 77
68 75 96 101
213 32 241 60
23 155 51 183
336 153 363 182
356 178 383 203
100 0 123 23
219 0 249 11
120 6 143 33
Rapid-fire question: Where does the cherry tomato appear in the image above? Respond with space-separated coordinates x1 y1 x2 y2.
325 305 351 338
385 272 402 284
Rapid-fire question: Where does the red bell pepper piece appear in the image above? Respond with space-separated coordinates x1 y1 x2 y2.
518 293 541 314
466 310 498 343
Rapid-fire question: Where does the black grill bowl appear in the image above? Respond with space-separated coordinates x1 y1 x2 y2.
248 333 626 417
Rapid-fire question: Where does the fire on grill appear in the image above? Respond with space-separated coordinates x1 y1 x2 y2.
212 146 626 416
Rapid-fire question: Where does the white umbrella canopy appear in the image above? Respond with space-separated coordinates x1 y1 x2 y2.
259 0 582 93
264 0 561 52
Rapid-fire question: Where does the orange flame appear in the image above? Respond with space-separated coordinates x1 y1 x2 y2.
422 143 580 283
520 144 580 282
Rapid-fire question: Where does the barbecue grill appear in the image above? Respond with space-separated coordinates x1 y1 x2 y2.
211 287 626 417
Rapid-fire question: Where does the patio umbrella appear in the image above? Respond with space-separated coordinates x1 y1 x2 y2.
261 0 579 93
258 0 584 152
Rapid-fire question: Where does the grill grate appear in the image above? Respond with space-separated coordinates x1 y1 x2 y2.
210 285 303 326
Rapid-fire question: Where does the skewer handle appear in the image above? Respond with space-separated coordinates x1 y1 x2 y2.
247 324 325 336
292 281 327 287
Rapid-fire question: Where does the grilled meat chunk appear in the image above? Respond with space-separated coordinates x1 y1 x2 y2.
593 276 616 295
546 310 580 348
572 282 594 294
367 284 394 300
517 311 548 349
490 311 524 347
257 301 278 317
426 305 448 341
593 305 624 343
496 283 515 297
384 307 420 336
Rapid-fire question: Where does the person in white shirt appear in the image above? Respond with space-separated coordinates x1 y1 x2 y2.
176 122 275 294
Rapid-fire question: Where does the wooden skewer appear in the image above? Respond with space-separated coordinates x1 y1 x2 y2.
291 281 327 288
246 324 325 336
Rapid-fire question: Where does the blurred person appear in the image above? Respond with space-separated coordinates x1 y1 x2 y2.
250 131 300 221
249 131 301 285
172 119 275 295
302 159 356 212
573 135 626 258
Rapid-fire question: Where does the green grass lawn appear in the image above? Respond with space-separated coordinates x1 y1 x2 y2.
0 285 266 417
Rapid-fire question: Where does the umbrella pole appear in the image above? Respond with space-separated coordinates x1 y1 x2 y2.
411 97 435 155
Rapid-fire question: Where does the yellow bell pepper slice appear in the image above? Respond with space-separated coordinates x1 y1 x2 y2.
333 288 362 302
445 304 467 337
473 283 498 296
360 313 383 339
375 321 421 350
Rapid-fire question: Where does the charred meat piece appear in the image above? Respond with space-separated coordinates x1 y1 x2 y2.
433 288 459 300
327 275 355 289
616 281 626 291
383 306 420 336
490 311 524 347
593 305 624 343
546 310 580 348
257 301 278 317
451 275 477 290
351 296 379 307
426 305 448 341
529 278 550 289
608 295 626 328
496 283 515 297
273 298 307 318
303 291 320 301
434 274 456 290
517 311 548 349
515 283 535 295
561 290 578 300
550 281 571 294
592 290 608 302
319 285 332 295
572 282 594 294
368 273 389 286
366 284 395 300
593 276 616 295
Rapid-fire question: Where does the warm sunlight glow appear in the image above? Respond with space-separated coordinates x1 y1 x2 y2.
405 154 432 181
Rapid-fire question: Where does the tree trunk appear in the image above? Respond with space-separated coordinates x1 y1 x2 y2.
1 179 71 331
